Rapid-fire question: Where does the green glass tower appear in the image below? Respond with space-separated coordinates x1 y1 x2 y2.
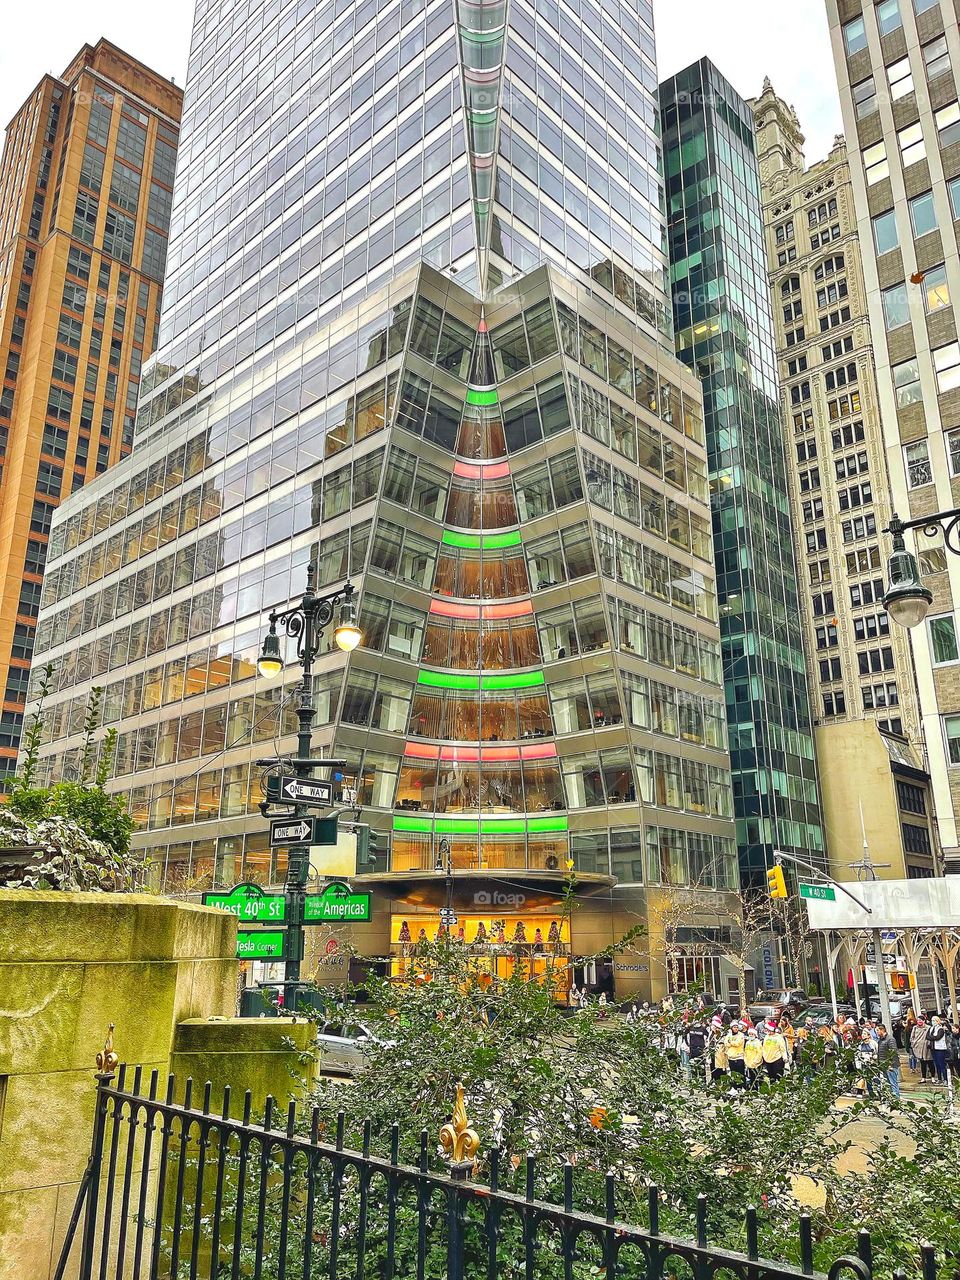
659 58 824 886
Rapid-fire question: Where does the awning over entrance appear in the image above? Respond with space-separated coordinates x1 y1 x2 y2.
350 869 616 909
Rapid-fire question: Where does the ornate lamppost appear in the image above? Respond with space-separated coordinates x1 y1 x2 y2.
256 563 361 1005
882 509 960 628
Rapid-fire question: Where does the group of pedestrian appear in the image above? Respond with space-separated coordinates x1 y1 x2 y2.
624 996 960 1099
904 1008 960 1085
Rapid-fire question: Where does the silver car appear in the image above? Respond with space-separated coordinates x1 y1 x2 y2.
316 1021 383 1074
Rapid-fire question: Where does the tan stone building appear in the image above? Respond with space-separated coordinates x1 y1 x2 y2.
0 41 181 773
827 0 960 872
751 80 938 878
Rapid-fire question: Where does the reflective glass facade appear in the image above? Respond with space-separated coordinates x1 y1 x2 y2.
660 60 824 885
29 3 740 1000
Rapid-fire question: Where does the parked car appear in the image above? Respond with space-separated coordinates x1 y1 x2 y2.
747 988 810 1022
867 996 910 1034
316 1022 389 1074
796 1004 856 1029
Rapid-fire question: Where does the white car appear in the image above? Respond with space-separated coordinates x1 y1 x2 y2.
316 1021 386 1073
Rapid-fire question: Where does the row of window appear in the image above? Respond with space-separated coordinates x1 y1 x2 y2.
863 102 960 186
843 1 940 58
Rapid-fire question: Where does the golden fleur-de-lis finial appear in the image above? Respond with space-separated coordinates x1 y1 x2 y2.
96 1023 119 1076
440 1082 480 1170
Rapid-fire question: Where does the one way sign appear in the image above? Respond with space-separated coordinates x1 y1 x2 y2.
269 816 338 847
265 775 333 806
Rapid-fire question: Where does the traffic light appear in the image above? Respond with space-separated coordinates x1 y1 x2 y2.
767 864 787 899
355 825 381 866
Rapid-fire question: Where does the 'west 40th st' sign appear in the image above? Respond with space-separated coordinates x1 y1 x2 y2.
202 882 372 932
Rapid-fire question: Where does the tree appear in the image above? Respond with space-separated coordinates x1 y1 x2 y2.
1 664 140 890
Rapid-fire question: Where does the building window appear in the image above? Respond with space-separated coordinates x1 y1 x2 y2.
899 122 926 167
914 0 939 11
887 56 914 99
853 77 877 117
877 0 903 32
897 781 926 815
929 614 959 663
934 342 960 392
823 692 847 717
946 428 960 476
904 439 932 487
945 715 960 764
893 359 923 408
936 101 960 147
902 822 932 856
923 264 950 312
923 35 951 79
844 17 868 54
875 206 901 250
949 177 960 221
863 142 889 185
910 191 937 238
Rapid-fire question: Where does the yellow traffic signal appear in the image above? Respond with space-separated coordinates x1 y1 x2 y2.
767 864 787 899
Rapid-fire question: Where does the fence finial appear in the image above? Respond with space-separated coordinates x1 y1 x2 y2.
96 1023 119 1077
440 1082 479 1175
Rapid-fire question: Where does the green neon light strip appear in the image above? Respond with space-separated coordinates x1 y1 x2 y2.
393 815 569 835
416 670 545 691
441 529 521 550
466 387 498 406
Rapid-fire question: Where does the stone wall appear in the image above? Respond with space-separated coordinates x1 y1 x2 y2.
0 891 309 1280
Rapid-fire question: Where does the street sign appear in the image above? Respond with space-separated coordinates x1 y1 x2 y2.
236 930 285 960
202 883 286 923
799 882 836 902
269 816 339 847
439 907 458 926
265 775 333 806
304 887 371 923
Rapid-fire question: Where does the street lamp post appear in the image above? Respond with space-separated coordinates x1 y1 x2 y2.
257 564 361 1009
882 509 960 628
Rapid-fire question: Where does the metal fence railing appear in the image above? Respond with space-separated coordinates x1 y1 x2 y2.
54 1050 936 1280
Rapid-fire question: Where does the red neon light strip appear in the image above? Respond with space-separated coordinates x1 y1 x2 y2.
404 742 558 763
453 460 512 479
428 600 534 620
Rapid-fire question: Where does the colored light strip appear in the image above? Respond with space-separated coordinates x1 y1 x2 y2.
403 742 558 763
466 388 498 406
453 460 511 479
427 599 534 620
441 530 521 550
392 815 569 835
417 670 546 691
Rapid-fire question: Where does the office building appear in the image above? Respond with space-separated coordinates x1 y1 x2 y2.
660 58 825 888
0 40 181 771
30 0 740 1000
828 0 960 872
751 82 937 878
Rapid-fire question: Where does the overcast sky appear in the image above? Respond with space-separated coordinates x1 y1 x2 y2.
0 0 843 167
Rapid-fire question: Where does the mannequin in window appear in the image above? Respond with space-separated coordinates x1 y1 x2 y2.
398 920 411 956
533 927 544 954
548 920 561 950
512 921 527 945
474 921 488 947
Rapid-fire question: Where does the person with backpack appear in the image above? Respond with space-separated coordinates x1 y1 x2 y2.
682 1020 707 1082
875 1022 901 1099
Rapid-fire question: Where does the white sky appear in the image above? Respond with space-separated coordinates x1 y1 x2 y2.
0 0 843 173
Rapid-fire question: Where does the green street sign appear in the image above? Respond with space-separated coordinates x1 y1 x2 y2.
202 883 286 924
304 887 371 923
799 882 836 902
236 930 285 960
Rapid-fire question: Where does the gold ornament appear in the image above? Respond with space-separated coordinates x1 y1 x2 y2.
96 1023 119 1076
439 1082 480 1169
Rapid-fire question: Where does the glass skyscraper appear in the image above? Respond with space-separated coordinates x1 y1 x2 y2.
660 58 824 886
29 2 742 1001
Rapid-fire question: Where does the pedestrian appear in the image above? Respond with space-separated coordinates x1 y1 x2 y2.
911 1016 933 1081
725 1022 746 1085
744 1027 763 1088
761 1023 788 1083
568 983 580 1009
875 1022 901 1100
682 1020 707 1082
779 1013 797 1066
905 1007 919 1070
856 1029 878 1097
930 1016 951 1084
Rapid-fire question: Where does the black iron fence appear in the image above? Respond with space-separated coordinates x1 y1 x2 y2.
56 1061 936 1280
